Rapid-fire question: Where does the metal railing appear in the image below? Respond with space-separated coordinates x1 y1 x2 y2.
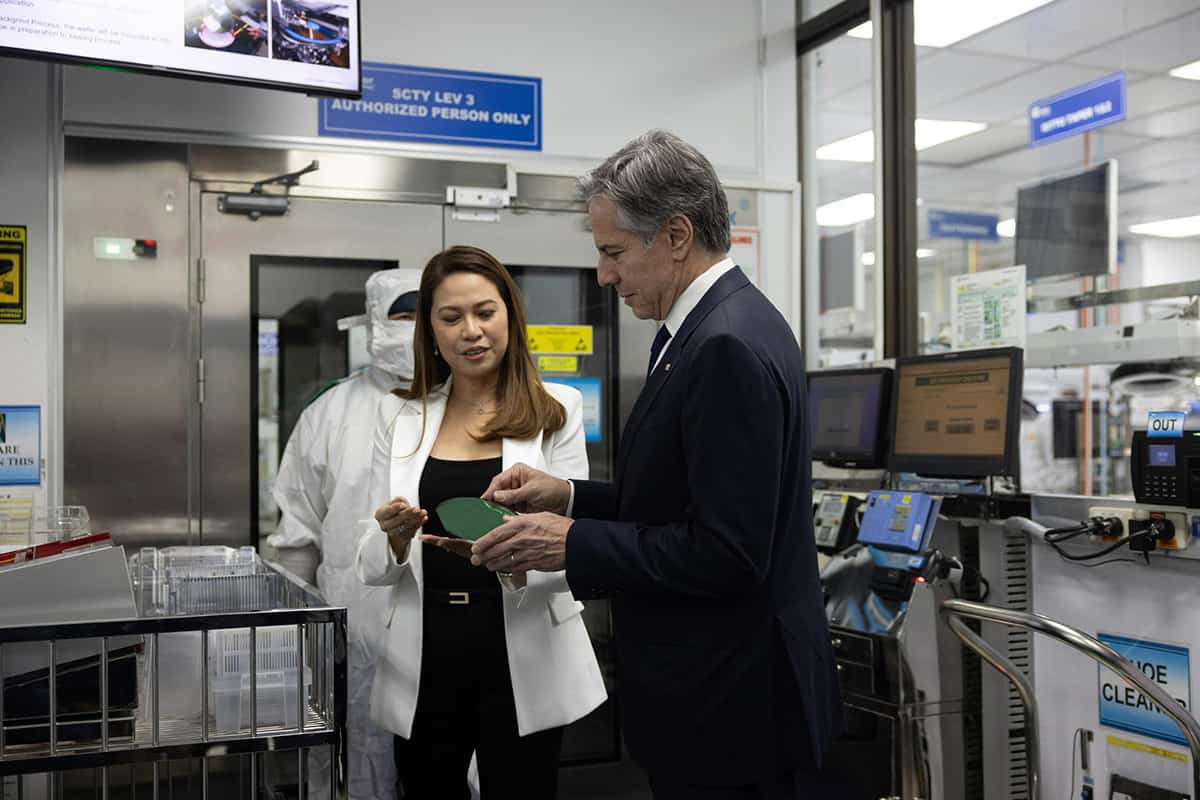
940 598 1200 800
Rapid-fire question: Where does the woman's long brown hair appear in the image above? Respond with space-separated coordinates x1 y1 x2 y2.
399 246 566 442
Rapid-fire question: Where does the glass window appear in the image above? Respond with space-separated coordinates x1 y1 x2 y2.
908 0 1200 496
801 23 880 368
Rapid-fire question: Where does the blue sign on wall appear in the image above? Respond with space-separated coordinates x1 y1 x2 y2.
0 406 40 487
1098 633 1191 746
546 378 602 442
320 63 542 151
1029 72 1126 148
928 209 999 241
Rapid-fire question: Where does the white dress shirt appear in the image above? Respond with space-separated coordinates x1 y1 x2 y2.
650 256 737 374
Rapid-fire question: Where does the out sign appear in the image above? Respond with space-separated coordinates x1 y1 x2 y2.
1148 411 1186 439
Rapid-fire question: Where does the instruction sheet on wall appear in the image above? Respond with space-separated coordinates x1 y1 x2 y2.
950 265 1026 350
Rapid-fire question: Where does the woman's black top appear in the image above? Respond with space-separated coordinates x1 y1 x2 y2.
419 456 504 591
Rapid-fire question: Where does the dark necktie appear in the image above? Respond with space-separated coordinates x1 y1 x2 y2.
647 325 672 379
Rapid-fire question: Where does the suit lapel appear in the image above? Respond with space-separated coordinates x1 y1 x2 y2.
617 269 751 470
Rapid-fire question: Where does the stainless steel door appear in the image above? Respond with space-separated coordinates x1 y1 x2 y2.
199 195 442 545
63 139 193 547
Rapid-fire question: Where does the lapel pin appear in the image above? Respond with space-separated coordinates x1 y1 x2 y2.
664 363 672 372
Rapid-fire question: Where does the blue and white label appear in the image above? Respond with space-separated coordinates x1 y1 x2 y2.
1029 72 1126 148
1148 411 1186 439
0 406 40 486
547 378 601 443
319 63 542 150
928 209 999 241
1098 633 1190 746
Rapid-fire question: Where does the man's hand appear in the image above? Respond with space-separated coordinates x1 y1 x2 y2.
374 497 427 561
482 463 572 514
470 513 572 573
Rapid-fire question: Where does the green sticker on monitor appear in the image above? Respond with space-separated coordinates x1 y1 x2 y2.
435 497 515 542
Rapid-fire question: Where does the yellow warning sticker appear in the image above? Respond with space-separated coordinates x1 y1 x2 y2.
528 325 593 355
538 356 579 373
1106 735 1188 763
0 225 26 325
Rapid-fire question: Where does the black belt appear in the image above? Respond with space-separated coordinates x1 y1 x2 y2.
424 588 502 606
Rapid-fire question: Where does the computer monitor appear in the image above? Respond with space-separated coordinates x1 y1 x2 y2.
888 347 1024 478
808 367 893 469
1014 160 1117 282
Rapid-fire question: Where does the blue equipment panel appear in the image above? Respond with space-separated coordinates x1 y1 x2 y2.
857 491 940 553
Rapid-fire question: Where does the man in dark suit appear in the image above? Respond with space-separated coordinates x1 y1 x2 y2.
471 130 842 798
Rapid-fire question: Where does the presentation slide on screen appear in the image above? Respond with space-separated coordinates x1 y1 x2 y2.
0 0 358 94
893 357 1010 458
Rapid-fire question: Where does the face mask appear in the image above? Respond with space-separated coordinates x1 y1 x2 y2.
368 319 416 379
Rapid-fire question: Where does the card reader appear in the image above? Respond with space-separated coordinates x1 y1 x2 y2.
857 491 940 554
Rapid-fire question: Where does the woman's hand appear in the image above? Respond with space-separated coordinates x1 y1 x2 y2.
419 535 474 560
374 497 428 561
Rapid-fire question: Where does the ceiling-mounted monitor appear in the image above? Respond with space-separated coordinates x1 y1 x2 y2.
0 0 361 97
1014 160 1117 282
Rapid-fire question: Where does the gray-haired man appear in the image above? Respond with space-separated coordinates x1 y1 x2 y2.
473 130 842 798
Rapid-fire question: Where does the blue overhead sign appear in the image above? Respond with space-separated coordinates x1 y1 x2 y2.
1029 72 1126 148
1098 633 1191 746
928 209 999 241
320 63 542 151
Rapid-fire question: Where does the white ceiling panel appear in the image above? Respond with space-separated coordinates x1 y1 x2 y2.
1120 181 1200 224
1068 10 1200 73
1127 77 1200 118
918 123 1028 166
1110 137 1200 172
924 63 1117 123
916 50 1041 111
1120 104 1200 138
974 131 1146 177
813 109 873 149
955 0 1178 62
804 37 873 103
819 165 873 199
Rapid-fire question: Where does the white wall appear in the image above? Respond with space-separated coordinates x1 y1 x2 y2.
0 59 55 508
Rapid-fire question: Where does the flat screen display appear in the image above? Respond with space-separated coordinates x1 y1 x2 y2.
1014 161 1116 281
808 368 892 467
819 230 859 312
0 1 360 97
1149 444 1176 468
889 347 1023 478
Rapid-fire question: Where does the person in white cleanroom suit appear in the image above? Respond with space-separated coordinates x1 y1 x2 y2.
270 268 419 800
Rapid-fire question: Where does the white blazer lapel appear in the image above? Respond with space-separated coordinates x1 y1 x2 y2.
502 428 545 474
389 384 450 585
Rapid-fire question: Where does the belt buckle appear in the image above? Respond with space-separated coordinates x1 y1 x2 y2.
448 591 470 605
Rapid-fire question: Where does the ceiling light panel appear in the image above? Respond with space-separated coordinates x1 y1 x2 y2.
1129 215 1200 238
817 119 987 162
844 0 1055 47
817 193 876 227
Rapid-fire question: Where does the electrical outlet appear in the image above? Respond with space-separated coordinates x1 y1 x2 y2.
1088 506 1131 543
1147 510 1190 550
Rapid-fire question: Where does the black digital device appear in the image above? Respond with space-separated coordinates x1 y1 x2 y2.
1130 430 1200 507
813 493 861 554
1015 160 1117 282
888 347 1023 479
807 367 893 469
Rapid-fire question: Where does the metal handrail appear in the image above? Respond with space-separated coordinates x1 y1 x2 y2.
941 598 1200 800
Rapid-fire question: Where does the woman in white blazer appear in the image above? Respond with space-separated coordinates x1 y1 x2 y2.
355 246 606 800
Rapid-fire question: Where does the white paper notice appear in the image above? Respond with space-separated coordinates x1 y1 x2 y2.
950 265 1027 350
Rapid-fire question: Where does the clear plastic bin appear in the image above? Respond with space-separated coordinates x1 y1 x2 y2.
208 625 311 734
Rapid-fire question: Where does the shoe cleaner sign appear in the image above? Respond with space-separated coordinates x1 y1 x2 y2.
1098 633 1191 746
0 406 40 487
